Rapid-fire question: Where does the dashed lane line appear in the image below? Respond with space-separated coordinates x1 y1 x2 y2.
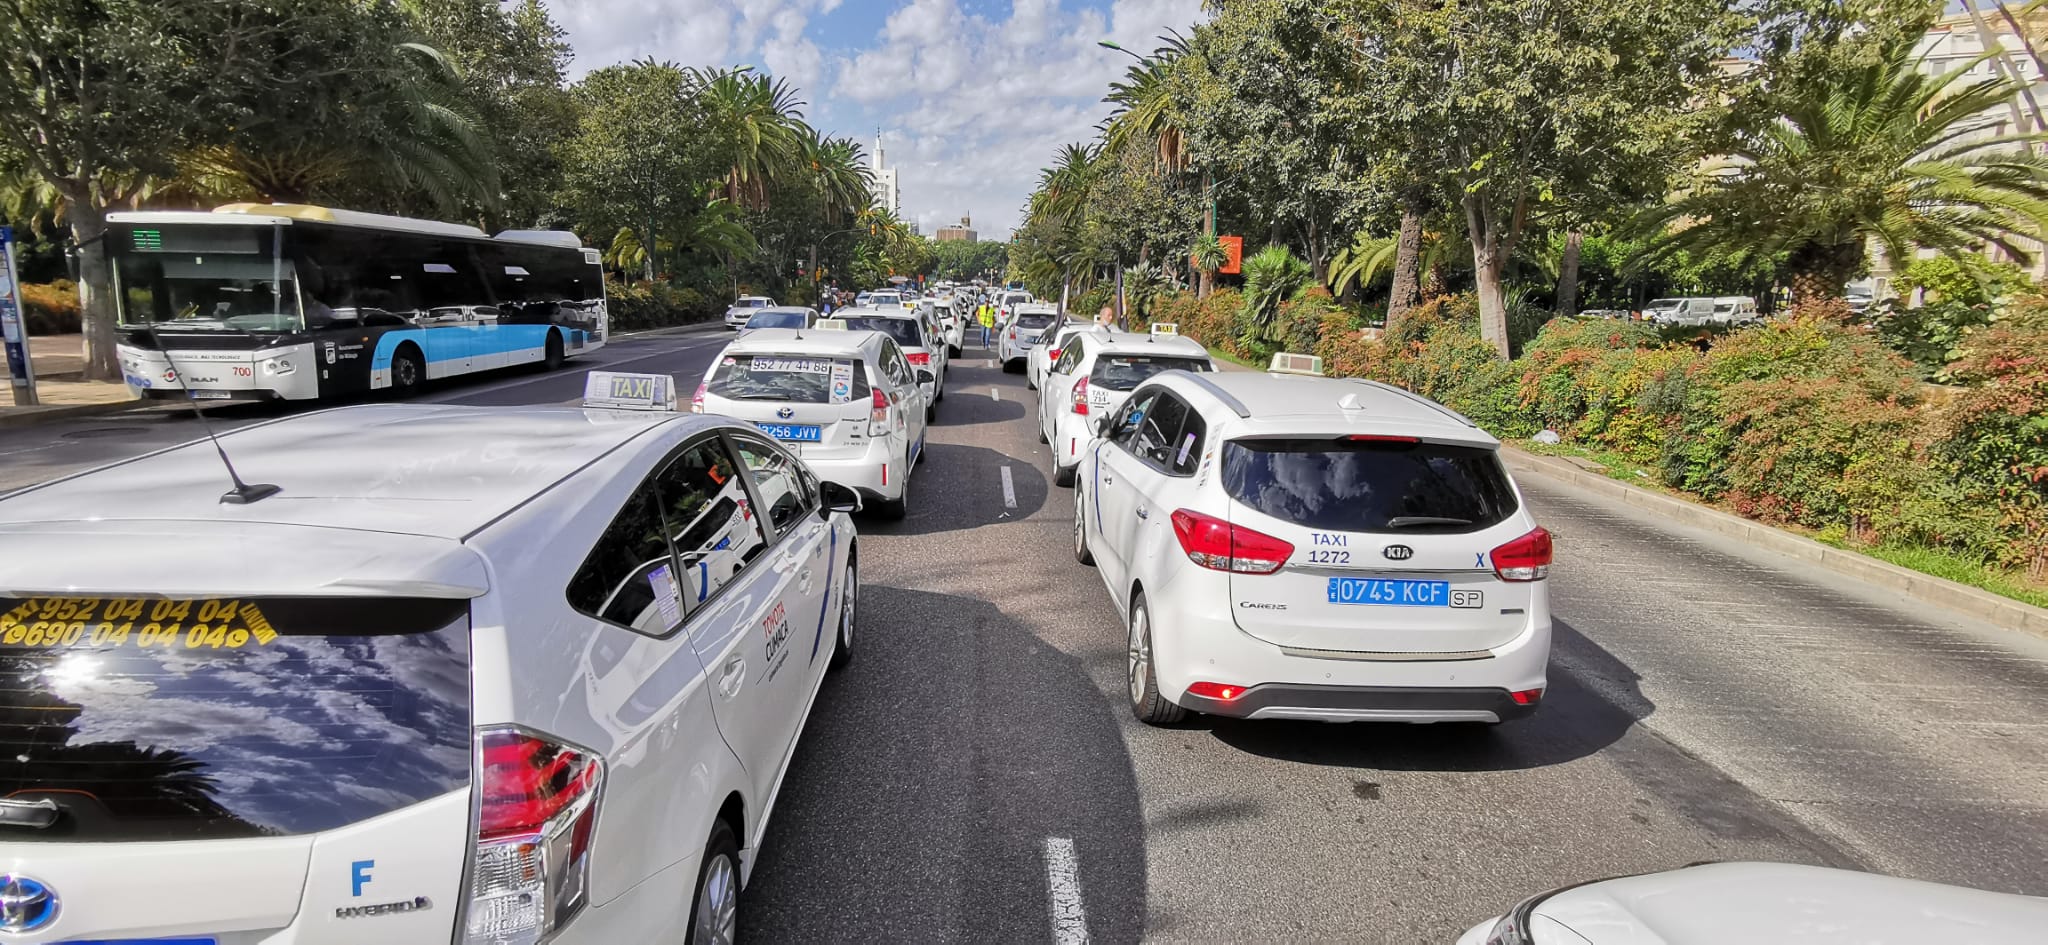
1043 837 1088 945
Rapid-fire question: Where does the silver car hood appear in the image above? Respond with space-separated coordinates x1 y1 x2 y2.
1535 863 2048 945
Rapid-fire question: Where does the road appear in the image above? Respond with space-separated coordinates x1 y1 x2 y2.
4 327 2045 942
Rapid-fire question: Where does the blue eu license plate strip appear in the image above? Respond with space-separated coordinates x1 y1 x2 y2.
755 423 821 442
1327 577 1450 607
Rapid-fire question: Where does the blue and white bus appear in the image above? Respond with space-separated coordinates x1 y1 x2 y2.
107 203 606 402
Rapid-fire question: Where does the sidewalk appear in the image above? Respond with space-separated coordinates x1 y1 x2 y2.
1 334 143 428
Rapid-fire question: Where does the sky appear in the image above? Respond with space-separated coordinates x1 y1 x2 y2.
540 0 1207 241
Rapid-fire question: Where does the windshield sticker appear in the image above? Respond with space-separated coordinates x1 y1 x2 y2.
0 597 278 649
1176 432 1197 466
750 357 833 374
830 361 855 403
648 564 683 627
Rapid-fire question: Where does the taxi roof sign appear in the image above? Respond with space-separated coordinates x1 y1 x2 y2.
584 371 677 411
1268 352 1324 376
813 318 851 331
1149 323 1179 336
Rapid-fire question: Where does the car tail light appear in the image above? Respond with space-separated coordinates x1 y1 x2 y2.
1170 508 1293 574
906 352 931 367
1048 347 1062 360
690 383 706 414
1185 681 1246 701
465 728 604 945
1490 527 1553 581
869 387 892 435
1070 376 1090 415
1510 688 1544 706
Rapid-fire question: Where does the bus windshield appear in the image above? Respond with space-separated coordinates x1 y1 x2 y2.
113 230 303 333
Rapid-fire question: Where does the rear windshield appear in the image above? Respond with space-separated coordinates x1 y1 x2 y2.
709 354 869 404
1222 439 1517 533
838 316 923 348
0 595 471 842
1014 313 1058 330
1090 354 1212 391
746 311 807 330
736 298 770 308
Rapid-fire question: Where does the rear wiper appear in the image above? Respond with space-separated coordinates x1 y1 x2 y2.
1385 516 1472 528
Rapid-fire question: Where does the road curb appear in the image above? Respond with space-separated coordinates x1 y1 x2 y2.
1501 445 2048 641
0 397 154 430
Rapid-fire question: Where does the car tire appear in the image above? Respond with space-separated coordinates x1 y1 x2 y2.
828 553 857 671
949 344 961 357
1038 423 1049 444
926 402 936 423
686 819 741 945
388 344 426 399
1127 595 1186 726
1003 359 1023 374
1027 370 1038 391
543 331 566 371
1072 482 1095 566
1051 452 1075 488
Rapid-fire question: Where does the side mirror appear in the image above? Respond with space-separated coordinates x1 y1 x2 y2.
1094 413 1117 437
916 368 935 385
819 480 862 515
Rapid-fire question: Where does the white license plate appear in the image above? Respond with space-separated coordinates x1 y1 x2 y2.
188 390 232 400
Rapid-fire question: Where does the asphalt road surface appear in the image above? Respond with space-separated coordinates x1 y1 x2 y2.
4 326 2045 942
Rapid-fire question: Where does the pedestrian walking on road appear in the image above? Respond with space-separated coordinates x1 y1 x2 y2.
978 303 995 347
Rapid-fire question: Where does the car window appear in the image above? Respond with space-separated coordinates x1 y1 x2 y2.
746 311 808 330
1053 341 1086 373
879 339 909 385
1108 390 1159 446
1015 313 1057 330
708 355 869 404
841 315 923 349
656 439 769 613
567 475 684 633
1130 392 1192 471
731 436 814 537
1089 354 1213 391
1221 439 1519 534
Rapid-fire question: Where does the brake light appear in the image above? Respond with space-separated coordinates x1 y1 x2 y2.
691 382 706 414
1490 527 1552 581
1347 434 1419 443
1185 681 1246 701
906 352 930 367
1170 508 1294 574
1510 688 1544 705
1071 376 1090 415
465 728 604 945
1048 348 1062 360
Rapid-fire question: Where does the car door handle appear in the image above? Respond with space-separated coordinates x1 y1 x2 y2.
1102 473 1114 486
1135 506 1149 520
718 656 745 697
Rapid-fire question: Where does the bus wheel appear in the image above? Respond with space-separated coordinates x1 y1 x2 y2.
390 345 426 399
544 331 566 371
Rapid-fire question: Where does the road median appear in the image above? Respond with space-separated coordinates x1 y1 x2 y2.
1502 445 2048 640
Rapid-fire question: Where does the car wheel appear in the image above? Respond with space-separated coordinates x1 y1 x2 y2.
1051 449 1075 488
949 344 961 357
1072 482 1095 566
686 819 740 945
1038 421 1049 444
1127 595 1186 726
389 345 426 399
1027 370 1038 391
1003 359 1023 374
829 553 857 670
543 331 565 371
926 402 936 423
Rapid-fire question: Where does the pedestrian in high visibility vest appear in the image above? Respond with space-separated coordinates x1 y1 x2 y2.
978 303 995 347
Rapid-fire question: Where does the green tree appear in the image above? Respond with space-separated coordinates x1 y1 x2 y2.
1638 37 2048 304
559 60 711 282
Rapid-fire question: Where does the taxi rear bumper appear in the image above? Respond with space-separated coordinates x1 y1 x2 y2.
1178 683 1538 723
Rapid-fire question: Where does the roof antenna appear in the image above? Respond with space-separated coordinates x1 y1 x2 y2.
142 305 280 505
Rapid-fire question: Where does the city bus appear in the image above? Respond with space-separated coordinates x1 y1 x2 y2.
107 203 606 402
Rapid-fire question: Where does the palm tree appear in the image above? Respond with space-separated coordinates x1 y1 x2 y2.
688 68 810 212
1240 244 1311 345
1189 234 1228 299
1102 33 1192 170
1636 40 2048 303
1031 143 1100 230
808 135 875 225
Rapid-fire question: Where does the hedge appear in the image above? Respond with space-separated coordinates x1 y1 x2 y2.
1160 289 2047 583
19 281 81 335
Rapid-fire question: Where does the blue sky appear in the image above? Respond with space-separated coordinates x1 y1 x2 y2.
541 0 1206 240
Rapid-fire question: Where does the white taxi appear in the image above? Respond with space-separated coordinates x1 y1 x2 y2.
1026 321 1101 391
832 307 947 418
696 327 930 518
1039 330 1213 487
0 387 861 945
997 302 1063 373
1072 355 1553 726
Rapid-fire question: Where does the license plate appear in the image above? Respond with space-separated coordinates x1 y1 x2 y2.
754 423 821 442
1327 577 1461 607
187 390 232 400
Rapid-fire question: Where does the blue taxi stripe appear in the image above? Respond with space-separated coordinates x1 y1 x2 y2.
810 525 839 661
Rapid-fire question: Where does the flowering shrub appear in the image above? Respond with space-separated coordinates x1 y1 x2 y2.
19 281 81 334
1937 298 2048 577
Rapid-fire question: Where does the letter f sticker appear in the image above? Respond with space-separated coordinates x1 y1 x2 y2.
351 860 375 897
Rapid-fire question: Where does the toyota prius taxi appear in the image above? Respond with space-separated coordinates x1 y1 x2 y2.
0 378 862 945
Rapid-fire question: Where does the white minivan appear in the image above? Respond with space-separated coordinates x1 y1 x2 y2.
0 400 862 944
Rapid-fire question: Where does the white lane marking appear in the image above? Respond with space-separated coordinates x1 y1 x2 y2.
1044 837 1088 945
990 387 1000 401
1000 465 1018 508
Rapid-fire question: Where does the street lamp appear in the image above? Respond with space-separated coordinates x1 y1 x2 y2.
1097 40 1145 62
